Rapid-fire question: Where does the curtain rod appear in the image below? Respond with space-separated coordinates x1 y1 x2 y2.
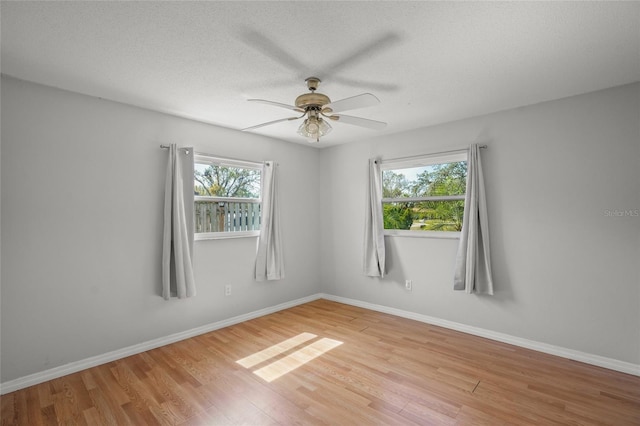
160 145 275 167
160 144 191 152
379 144 487 164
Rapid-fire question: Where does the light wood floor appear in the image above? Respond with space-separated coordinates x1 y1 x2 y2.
2 299 639 425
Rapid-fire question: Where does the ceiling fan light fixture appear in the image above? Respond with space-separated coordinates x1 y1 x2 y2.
297 116 332 142
245 76 385 142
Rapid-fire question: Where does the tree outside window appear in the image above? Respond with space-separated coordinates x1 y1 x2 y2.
193 155 262 239
382 153 467 233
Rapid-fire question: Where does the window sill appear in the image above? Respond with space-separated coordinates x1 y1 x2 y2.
195 231 260 241
384 230 461 239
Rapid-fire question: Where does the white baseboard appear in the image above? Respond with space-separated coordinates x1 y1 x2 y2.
0 293 324 395
319 293 640 377
3 292 638 394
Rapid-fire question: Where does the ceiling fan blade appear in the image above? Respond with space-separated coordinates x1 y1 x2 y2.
331 76 399 92
322 32 401 77
242 116 301 132
239 29 309 75
326 93 380 113
248 99 304 113
329 114 387 130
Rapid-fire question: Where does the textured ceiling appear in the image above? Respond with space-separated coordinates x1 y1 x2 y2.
1 1 639 147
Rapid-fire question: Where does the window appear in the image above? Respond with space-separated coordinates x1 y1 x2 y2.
381 152 467 237
193 154 262 240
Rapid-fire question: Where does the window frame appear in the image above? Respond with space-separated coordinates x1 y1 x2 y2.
193 153 263 241
380 151 468 239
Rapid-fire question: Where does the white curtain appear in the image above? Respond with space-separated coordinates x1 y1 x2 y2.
363 158 386 277
162 144 196 299
255 161 284 281
454 144 494 294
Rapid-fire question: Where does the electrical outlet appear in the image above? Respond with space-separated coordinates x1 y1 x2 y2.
405 280 412 291
225 285 231 296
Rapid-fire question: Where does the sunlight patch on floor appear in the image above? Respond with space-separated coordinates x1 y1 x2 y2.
236 332 318 369
236 333 343 382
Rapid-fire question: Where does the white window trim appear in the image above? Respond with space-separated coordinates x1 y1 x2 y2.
383 195 465 203
384 229 461 239
380 150 467 239
195 196 260 203
194 153 263 170
379 151 467 171
195 230 260 241
194 154 262 241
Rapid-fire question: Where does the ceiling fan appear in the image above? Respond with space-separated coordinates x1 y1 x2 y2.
242 77 387 143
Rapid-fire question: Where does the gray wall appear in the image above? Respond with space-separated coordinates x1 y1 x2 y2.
2 76 639 384
1 76 320 382
319 83 640 365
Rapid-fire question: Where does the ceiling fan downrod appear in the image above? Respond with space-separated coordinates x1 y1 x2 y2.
305 76 320 91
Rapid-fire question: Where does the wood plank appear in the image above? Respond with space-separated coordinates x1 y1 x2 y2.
2 299 639 425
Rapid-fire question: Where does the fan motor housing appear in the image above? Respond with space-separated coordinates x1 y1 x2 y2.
295 93 331 110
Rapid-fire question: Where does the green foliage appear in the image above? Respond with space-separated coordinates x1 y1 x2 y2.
413 200 465 231
382 171 409 198
383 204 414 230
413 162 467 197
382 161 467 231
194 165 260 198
